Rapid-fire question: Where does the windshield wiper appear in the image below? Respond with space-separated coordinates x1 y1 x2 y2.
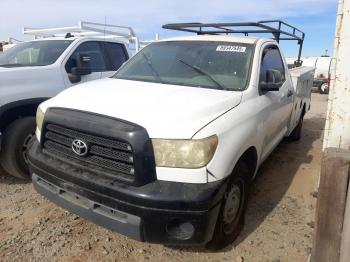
178 59 226 90
142 53 163 84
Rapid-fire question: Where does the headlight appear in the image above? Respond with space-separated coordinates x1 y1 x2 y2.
36 107 45 131
152 135 218 168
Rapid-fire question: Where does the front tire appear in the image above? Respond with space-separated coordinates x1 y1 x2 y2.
206 161 251 250
0 117 36 179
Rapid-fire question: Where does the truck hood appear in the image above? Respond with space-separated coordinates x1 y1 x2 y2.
43 78 242 138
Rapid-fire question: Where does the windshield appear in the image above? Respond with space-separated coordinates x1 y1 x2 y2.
0 40 73 67
115 41 254 91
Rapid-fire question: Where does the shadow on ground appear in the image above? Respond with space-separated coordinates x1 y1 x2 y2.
0 166 29 185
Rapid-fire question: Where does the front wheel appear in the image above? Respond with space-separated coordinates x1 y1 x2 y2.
0 117 36 179
206 161 251 250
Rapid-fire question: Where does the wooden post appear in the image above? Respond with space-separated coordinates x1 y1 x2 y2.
311 149 350 262
340 182 350 262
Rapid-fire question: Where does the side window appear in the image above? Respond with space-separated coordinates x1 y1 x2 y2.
259 46 286 84
102 42 128 71
65 41 107 73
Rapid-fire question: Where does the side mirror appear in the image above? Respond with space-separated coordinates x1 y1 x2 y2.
260 69 283 92
71 67 91 76
68 74 81 84
71 54 92 76
68 54 92 84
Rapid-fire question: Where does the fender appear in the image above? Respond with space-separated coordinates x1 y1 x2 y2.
0 97 50 130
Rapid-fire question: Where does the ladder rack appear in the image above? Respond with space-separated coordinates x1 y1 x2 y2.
163 20 305 66
23 21 146 52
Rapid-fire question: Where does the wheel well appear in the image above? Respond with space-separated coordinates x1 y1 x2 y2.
0 103 40 132
302 103 306 116
238 147 258 179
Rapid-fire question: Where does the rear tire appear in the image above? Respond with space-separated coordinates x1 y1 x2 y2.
206 161 251 250
0 117 36 179
288 111 304 141
319 83 329 94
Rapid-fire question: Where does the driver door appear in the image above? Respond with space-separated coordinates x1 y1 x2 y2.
260 45 293 159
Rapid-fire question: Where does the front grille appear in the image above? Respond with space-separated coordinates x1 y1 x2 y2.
42 124 135 178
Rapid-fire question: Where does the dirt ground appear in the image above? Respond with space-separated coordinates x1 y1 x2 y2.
0 93 328 262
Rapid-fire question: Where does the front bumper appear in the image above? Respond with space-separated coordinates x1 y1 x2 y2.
28 140 227 245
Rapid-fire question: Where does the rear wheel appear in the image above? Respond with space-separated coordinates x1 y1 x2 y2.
288 111 304 141
207 161 251 250
0 117 36 179
319 83 329 94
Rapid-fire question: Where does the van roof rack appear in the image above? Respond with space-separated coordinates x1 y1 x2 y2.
23 21 148 52
162 20 305 66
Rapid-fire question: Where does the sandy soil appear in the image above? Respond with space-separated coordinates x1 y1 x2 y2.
0 93 328 262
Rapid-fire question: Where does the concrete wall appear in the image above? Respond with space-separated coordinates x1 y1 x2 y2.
323 0 350 150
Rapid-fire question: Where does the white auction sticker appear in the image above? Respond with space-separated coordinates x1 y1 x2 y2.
216 45 246 52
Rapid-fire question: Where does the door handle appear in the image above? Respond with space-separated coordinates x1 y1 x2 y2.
287 90 293 97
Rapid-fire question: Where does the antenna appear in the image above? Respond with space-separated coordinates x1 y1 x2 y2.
102 16 107 78
104 16 107 41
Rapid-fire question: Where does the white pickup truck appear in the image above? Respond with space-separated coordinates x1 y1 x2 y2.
28 21 313 249
0 21 145 179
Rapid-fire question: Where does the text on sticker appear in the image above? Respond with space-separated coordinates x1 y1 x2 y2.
216 45 246 52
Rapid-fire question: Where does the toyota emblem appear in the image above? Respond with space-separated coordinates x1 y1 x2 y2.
71 139 88 156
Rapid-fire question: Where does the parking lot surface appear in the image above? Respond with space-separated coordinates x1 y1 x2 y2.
0 93 328 262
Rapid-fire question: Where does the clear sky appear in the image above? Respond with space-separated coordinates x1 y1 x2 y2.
0 0 338 57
